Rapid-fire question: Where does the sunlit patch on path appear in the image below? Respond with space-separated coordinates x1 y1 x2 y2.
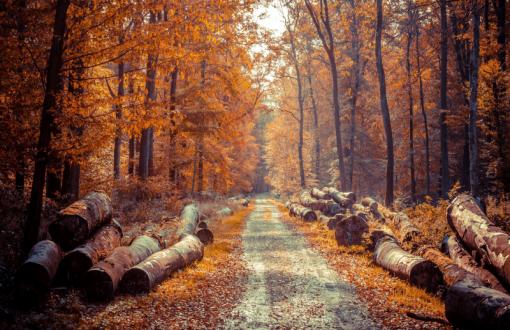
224 198 376 329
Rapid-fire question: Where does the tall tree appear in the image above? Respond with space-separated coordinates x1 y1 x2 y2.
375 0 394 206
415 20 431 195
469 2 481 196
304 0 347 190
406 2 416 203
439 0 450 198
305 40 321 183
282 2 306 188
25 0 71 250
113 62 125 179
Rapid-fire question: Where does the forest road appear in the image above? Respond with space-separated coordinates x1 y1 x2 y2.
223 198 376 329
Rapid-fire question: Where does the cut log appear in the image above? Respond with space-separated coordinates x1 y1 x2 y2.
368 226 396 251
15 240 62 306
196 228 214 245
361 197 379 213
385 211 420 242
335 215 368 246
310 187 330 200
445 276 510 329
448 194 510 286
444 235 507 293
373 235 443 292
299 191 343 216
322 187 355 207
176 203 200 240
240 198 249 207
217 207 233 217
84 235 162 301
49 191 113 250
197 221 208 229
59 220 123 284
120 235 204 294
287 202 317 222
419 245 476 287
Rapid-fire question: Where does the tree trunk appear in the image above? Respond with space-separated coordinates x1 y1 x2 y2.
445 276 510 329
139 13 157 180
176 203 200 240
376 0 394 206
405 7 416 203
304 0 346 190
60 220 122 284
24 0 71 251
347 0 361 191
84 235 162 301
439 0 450 198
168 67 178 181
469 5 480 196
15 240 62 306
447 194 510 286
120 234 203 294
305 48 320 183
61 157 80 203
113 62 125 180
335 214 368 246
373 235 443 292
49 191 113 250
444 235 506 292
415 22 430 195
128 136 135 175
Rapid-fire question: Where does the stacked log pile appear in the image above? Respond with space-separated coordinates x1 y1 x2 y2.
15 191 227 306
285 189 510 328
120 204 204 294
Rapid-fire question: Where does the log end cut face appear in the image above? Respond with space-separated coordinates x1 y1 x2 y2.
196 229 214 245
119 268 151 294
84 268 115 301
49 215 89 250
15 262 52 305
409 260 443 293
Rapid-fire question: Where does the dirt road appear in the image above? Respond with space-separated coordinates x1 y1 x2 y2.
224 198 376 329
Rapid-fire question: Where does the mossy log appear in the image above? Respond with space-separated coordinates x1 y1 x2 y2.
384 211 420 242
286 202 317 222
176 204 200 240
310 187 330 200
49 191 113 250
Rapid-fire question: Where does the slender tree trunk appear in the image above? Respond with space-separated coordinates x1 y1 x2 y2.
168 67 178 182
348 0 361 192
138 13 157 180
191 143 198 195
197 60 206 194
406 5 416 203
439 0 450 198
114 62 125 179
376 0 394 206
128 136 135 175
288 27 306 188
25 0 71 250
306 65 320 183
415 22 430 195
469 4 480 197
304 0 346 190
61 157 80 203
